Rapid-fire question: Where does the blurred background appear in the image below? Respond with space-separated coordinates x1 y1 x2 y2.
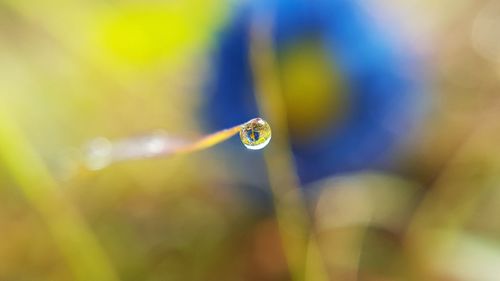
1 0 500 280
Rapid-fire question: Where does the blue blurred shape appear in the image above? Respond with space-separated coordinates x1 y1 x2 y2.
202 0 424 185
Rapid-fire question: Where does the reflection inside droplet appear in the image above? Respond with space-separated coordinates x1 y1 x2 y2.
239 118 272 150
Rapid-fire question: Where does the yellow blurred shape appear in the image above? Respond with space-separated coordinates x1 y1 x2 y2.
97 0 227 66
279 38 347 142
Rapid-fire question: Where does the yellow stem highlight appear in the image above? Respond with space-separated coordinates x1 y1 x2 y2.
174 124 242 154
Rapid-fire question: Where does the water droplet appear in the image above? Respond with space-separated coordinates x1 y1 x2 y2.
240 118 272 150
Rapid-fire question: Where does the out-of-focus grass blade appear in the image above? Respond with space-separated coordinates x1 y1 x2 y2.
0 104 119 281
249 15 329 281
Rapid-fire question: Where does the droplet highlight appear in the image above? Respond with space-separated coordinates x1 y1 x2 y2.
239 118 272 150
